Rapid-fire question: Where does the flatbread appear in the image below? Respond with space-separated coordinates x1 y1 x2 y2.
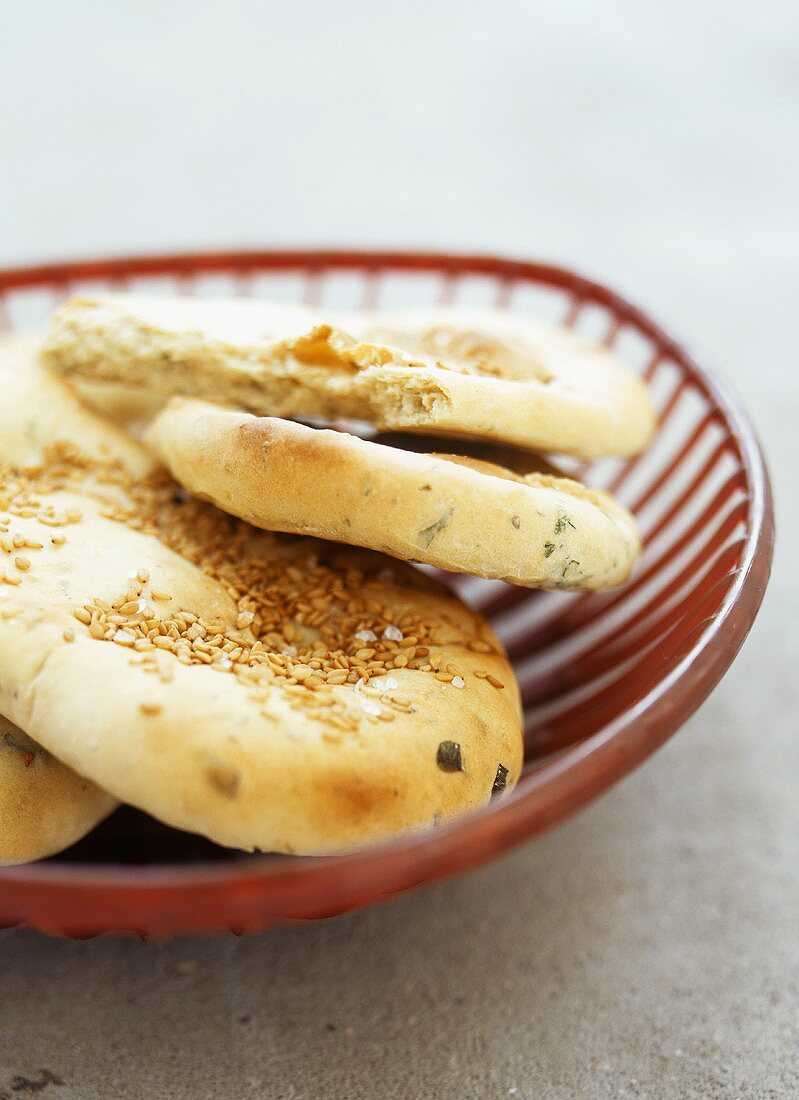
43 296 656 458
0 336 134 863
0 715 116 866
0 338 523 854
146 398 640 590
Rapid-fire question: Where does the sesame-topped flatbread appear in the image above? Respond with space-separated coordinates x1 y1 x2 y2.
43 295 656 458
0 336 128 864
146 398 640 590
0 338 522 854
0 715 116 866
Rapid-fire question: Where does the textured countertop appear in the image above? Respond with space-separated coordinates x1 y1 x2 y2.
0 2 796 1096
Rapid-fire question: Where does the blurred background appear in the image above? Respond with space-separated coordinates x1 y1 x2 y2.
2 0 796 414
0 2 796 1097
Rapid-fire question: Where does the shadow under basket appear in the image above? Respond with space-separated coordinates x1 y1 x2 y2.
0 249 774 938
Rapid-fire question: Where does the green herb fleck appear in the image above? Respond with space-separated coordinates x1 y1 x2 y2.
511 515 521 529
418 506 455 548
562 559 580 577
553 511 576 536
491 763 509 796
543 542 556 558
437 740 464 772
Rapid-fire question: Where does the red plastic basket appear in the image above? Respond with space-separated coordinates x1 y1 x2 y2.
0 250 773 938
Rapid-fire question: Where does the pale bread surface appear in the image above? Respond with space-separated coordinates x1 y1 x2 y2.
147 398 640 589
0 336 131 864
0 338 522 854
43 296 656 458
71 378 165 434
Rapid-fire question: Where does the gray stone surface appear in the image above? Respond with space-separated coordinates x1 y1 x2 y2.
0 2 796 1096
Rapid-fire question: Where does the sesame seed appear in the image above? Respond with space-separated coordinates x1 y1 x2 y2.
452 676 465 688
140 702 162 716
2 441 491 724
63 628 75 643
14 556 30 571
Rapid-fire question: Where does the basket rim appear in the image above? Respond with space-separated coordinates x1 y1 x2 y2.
0 249 774 915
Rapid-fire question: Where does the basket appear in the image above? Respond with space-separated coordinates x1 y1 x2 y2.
0 249 774 937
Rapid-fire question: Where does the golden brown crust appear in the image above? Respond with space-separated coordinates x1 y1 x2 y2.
43 296 656 458
0 337 523 854
146 399 640 590
0 715 116 866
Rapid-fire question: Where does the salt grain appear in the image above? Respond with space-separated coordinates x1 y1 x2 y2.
370 675 399 693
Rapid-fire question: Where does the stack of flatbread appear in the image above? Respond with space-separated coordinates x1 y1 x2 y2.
0 298 654 864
